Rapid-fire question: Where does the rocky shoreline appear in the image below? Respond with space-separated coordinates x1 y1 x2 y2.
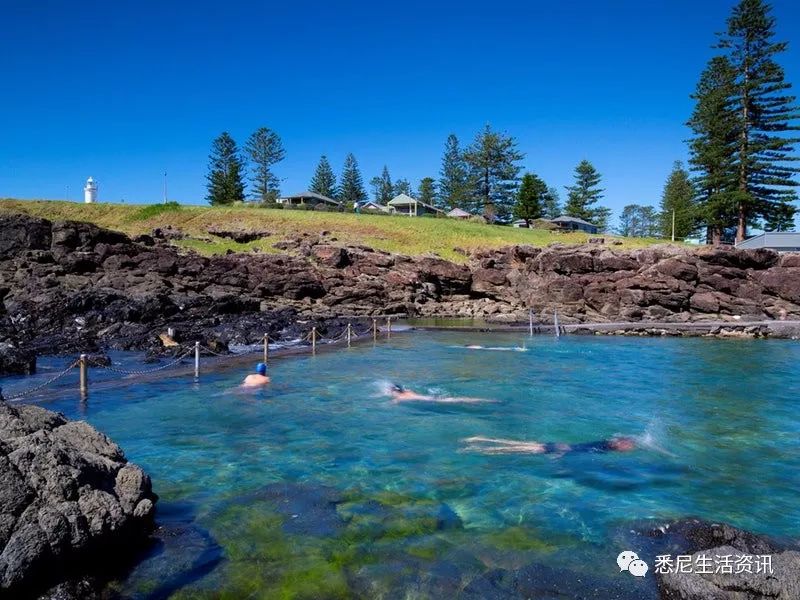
0 400 156 599
1 213 798 374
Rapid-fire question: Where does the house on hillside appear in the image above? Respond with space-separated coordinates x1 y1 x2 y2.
446 207 472 219
735 231 800 252
511 219 529 228
387 193 444 216
549 215 598 234
358 200 390 213
277 191 341 208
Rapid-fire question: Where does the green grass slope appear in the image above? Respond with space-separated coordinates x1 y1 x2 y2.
0 199 665 262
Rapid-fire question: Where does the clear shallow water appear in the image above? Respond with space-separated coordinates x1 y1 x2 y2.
5 332 800 598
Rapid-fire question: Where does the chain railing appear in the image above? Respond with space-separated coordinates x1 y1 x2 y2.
4 359 81 401
1 318 395 402
88 348 194 375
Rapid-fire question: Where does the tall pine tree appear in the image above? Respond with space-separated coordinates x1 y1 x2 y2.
206 132 245 205
513 173 547 226
417 177 437 206
718 0 799 241
369 166 394 204
245 127 285 201
687 56 741 245
659 161 697 240
438 134 471 210
310 155 338 199
564 160 610 230
393 178 412 196
339 153 366 206
463 125 524 221
542 186 562 219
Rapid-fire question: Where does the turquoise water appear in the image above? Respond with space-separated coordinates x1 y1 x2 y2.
6 331 800 598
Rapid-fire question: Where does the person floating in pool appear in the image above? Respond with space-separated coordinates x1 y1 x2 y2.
242 363 270 387
461 435 636 455
388 384 492 404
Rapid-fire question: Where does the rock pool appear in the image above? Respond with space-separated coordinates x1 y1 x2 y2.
5 331 800 598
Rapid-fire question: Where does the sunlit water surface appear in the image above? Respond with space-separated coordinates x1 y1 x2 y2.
5 331 800 598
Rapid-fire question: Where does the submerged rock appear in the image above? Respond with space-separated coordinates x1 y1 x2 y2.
0 401 157 598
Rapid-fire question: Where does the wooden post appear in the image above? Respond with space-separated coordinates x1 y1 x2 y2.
263 333 269 363
386 317 392 339
194 342 200 378
372 318 377 342
311 327 317 354
346 323 352 348
79 354 88 398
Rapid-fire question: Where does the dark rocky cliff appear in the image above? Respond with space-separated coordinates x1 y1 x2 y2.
1 213 798 367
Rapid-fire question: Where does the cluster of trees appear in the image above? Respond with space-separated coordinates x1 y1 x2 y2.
355 127 612 229
308 153 369 206
686 0 798 243
613 162 696 239
206 128 285 205
512 160 612 230
205 0 796 241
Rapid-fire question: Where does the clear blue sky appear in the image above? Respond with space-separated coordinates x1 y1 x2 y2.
1 0 798 224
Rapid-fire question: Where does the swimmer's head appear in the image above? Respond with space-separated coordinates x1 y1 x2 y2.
610 437 636 452
390 383 405 394
255 363 267 376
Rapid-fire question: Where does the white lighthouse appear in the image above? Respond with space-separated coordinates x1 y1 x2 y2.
83 177 98 204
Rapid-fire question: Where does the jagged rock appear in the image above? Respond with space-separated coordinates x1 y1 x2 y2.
0 402 157 597
0 343 36 375
207 227 270 243
636 518 800 600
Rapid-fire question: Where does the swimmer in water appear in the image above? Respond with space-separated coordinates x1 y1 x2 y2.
388 384 493 404
242 363 270 387
462 345 526 352
461 435 636 455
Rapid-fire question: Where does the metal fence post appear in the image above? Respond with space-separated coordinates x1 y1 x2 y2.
386 317 392 339
194 342 200 378
372 318 377 342
346 323 352 347
263 333 269 363
311 327 317 354
79 354 88 398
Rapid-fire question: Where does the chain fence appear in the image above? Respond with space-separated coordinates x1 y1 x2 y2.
4 359 82 401
2 319 393 402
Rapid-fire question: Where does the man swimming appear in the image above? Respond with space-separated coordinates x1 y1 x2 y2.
242 363 270 387
388 384 493 404
461 435 636 455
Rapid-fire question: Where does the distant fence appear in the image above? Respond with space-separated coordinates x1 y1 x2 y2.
1 317 400 403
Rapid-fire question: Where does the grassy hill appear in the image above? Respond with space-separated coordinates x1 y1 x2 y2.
0 199 665 262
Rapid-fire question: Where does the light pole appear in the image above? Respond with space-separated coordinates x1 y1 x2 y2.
163 172 168 204
671 209 676 242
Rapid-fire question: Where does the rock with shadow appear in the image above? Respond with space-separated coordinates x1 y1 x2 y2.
0 401 157 598
629 518 800 600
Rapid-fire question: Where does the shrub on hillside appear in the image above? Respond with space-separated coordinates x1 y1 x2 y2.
128 201 182 222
